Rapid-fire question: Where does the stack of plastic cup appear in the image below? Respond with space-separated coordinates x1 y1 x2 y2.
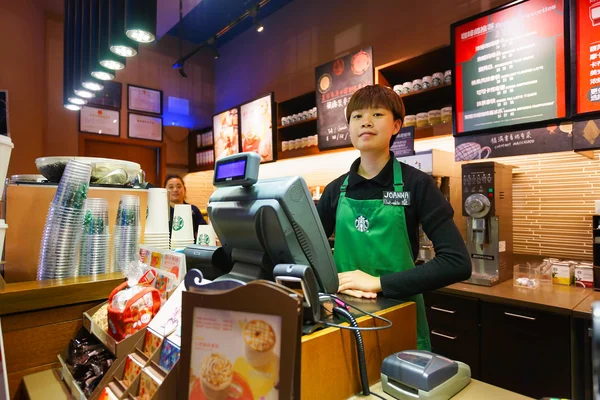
78 198 110 276
37 159 91 280
0 135 14 199
143 188 170 250
112 195 140 274
170 204 195 250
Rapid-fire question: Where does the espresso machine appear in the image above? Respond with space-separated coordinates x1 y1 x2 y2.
462 162 513 286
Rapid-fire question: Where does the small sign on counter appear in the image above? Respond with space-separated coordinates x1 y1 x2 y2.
390 126 415 158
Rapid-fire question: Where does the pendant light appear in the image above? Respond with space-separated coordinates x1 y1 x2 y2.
73 0 95 99
81 0 103 91
98 0 126 70
109 0 138 57
64 0 82 110
125 0 157 43
90 0 115 80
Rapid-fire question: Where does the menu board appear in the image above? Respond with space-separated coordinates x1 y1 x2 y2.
576 0 600 114
390 126 415 158
213 107 240 161
315 47 374 150
453 0 566 135
240 93 275 163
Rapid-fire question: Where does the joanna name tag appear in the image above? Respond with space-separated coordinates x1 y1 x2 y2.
383 191 410 206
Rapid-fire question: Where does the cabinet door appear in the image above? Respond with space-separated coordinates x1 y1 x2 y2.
424 292 480 379
481 302 571 399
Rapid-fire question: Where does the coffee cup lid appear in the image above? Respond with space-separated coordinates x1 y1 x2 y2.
0 134 13 147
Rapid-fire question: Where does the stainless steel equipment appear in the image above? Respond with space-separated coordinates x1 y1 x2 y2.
397 150 463 263
462 162 513 286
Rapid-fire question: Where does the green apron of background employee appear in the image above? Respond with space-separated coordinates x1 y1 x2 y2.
333 158 431 351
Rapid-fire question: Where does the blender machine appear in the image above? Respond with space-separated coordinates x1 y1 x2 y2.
462 162 513 286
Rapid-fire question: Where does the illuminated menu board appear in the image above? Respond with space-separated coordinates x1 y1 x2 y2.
452 0 566 135
576 0 600 115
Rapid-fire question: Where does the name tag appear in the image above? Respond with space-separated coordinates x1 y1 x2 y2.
383 191 410 206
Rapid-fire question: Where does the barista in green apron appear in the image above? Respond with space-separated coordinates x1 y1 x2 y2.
317 85 471 352
334 159 431 350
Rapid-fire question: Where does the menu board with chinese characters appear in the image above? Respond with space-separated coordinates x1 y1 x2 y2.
315 47 374 150
576 0 600 115
452 0 567 135
390 127 415 158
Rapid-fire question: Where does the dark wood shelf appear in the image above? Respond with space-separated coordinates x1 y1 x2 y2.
278 146 320 160
190 163 214 173
277 117 317 130
399 83 451 99
413 122 453 138
195 145 214 151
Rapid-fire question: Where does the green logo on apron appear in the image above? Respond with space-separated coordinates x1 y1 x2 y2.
355 215 369 232
172 216 184 231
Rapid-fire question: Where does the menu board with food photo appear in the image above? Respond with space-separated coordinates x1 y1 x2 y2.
188 308 282 400
452 0 567 135
240 93 275 163
315 47 374 150
213 108 240 161
576 0 600 115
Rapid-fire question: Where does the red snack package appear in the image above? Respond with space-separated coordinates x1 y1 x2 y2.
107 282 161 341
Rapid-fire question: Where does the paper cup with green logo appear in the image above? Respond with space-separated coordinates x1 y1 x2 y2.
171 204 194 243
196 225 217 246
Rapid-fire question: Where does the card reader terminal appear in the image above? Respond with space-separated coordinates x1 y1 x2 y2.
381 350 471 400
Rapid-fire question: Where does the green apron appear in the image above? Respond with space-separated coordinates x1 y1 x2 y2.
334 159 431 351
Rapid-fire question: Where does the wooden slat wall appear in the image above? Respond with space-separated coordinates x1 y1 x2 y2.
184 136 600 261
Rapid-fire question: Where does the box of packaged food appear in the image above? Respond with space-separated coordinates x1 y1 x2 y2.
575 263 594 288
552 262 574 286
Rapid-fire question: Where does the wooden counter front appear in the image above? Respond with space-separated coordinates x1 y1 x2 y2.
439 279 592 315
301 301 416 400
0 272 125 399
573 291 600 319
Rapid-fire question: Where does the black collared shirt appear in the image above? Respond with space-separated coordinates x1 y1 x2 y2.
317 154 471 298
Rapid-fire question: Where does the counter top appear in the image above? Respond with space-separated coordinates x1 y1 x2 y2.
573 291 600 319
350 379 532 399
438 279 592 315
0 272 125 315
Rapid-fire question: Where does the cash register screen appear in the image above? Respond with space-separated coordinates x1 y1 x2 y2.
214 157 247 182
397 351 432 369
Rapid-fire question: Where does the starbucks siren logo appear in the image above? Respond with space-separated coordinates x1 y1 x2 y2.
198 233 210 245
355 215 369 233
172 216 184 231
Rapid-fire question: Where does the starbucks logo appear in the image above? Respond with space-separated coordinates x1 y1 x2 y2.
355 215 369 233
172 216 184 231
198 233 210 245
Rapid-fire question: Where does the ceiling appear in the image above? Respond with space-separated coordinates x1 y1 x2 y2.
165 0 293 46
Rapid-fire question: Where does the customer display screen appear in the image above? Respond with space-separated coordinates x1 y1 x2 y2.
452 0 566 135
214 158 246 182
576 0 600 114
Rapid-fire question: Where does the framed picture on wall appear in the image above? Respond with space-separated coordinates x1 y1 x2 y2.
239 92 276 163
213 106 240 161
87 81 122 110
79 106 120 136
0 90 9 136
128 84 163 114
128 113 163 141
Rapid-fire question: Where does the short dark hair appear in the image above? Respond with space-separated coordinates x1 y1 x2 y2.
345 85 405 124
345 85 405 147
164 174 185 188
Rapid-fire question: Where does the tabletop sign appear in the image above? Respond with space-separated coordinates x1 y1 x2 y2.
454 122 572 160
452 0 567 135
576 0 600 115
390 126 415 158
315 47 374 150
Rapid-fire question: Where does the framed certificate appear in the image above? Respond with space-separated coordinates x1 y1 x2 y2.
128 84 163 114
79 106 120 136
128 113 163 141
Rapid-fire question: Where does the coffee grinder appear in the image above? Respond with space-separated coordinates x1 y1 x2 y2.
462 162 513 286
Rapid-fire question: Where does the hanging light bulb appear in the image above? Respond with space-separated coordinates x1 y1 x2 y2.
82 81 104 91
109 0 138 57
64 104 82 111
98 0 126 70
63 0 78 111
74 89 95 98
68 97 87 105
125 0 157 43
91 70 115 80
90 0 115 80
72 0 95 98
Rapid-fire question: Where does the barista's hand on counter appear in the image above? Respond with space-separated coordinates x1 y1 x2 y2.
338 270 382 298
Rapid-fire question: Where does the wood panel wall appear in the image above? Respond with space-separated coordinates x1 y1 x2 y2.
184 136 600 261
